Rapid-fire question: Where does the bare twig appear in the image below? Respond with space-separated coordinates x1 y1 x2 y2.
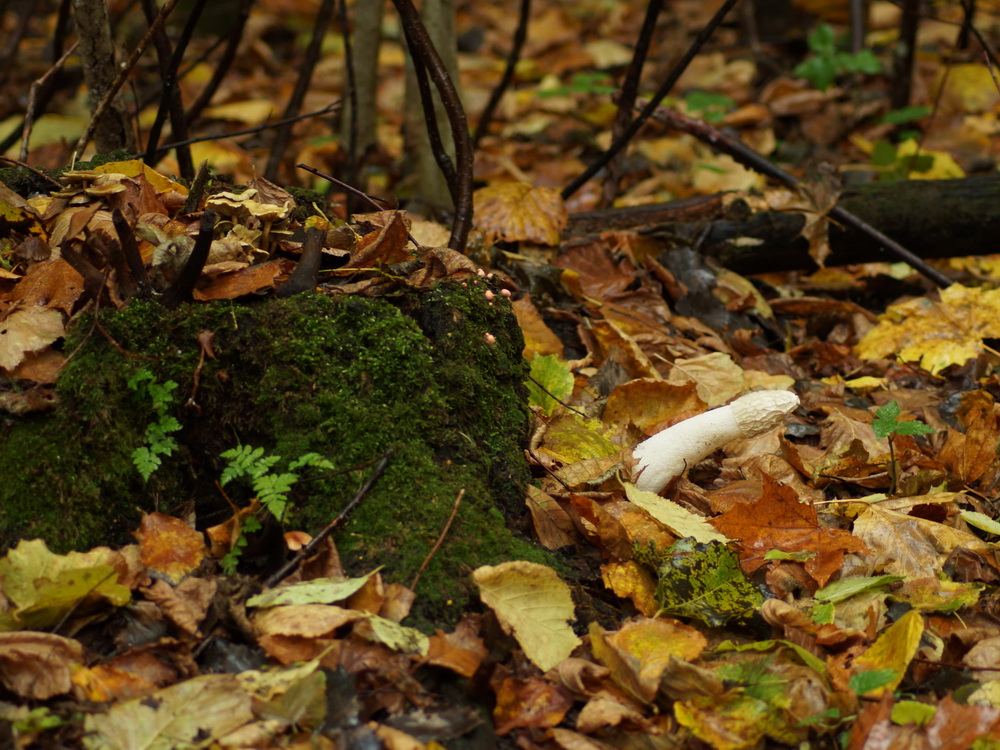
601 0 663 208
0 156 63 189
472 0 531 149
296 162 392 211
562 0 741 200
140 0 202 176
410 489 464 590
156 101 341 157
186 0 255 123
391 0 473 252
18 41 79 161
264 0 337 180
263 449 393 587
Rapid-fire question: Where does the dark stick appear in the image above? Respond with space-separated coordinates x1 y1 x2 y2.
644 103 952 289
891 0 920 109
186 0 255 123
18 41 79 161
338 0 360 216
390 0 473 252
472 0 531 149
562 0 742 200
141 0 203 176
0 0 37 90
264 0 337 180
600 0 663 208
405 34 458 196
263 449 393 587
182 160 211 214
112 208 151 289
162 209 217 308
275 223 325 297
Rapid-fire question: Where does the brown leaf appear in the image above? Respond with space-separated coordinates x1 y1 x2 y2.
473 181 567 245
0 306 64 370
512 294 564 359
938 390 999 486
136 513 206 585
346 210 412 268
603 379 703 434
710 473 866 586
0 631 83 699
5 258 84 315
492 676 573 734
424 616 488 678
193 260 283 300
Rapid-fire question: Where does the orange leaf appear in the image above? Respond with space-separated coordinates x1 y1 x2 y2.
710 474 866 586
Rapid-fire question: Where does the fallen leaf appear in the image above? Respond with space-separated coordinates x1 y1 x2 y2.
473 561 580 672
0 307 64 371
473 181 567 245
0 631 82 699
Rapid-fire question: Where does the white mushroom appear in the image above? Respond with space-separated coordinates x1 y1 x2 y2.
632 389 800 494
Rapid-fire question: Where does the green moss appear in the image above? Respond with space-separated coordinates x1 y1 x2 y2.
0 284 549 627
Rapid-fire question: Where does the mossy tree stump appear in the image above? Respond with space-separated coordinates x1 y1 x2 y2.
0 283 549 626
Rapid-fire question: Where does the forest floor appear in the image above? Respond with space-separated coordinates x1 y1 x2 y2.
4 0 1000 748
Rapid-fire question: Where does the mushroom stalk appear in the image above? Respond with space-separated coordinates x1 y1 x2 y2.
632 390 800 494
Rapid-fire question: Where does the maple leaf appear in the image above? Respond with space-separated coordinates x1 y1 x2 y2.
710 473 866 586
855 284 1000 375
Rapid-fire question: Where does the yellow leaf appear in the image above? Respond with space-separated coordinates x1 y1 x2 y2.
624 482 729 544
473 561 580 671
855 284 1000 374
853 609 924 696
473 181 567 245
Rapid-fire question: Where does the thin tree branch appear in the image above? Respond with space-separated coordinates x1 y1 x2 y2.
562 0 742 200
390 0 473 252
264 0 337 180
472 0 531 149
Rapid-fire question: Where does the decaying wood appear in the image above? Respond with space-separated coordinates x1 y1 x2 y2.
567 174 1000 276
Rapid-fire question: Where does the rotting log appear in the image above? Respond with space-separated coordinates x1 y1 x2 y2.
567 174 1000 275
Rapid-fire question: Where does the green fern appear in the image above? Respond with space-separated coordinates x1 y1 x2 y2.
218 446 335 571
128 369 181 482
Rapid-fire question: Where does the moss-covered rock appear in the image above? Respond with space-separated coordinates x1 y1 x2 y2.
0 282 549 627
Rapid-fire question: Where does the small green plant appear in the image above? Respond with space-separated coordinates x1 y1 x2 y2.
128 369 181 481
684 90 735 123
537 71 617 98
13 706 65 735
218 445 335 574
872 400 935 494
869 140 934 182
793 23 881 91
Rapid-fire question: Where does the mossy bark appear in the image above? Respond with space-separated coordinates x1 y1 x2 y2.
0 283 548 627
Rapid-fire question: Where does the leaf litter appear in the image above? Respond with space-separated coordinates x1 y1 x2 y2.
5 0 1000 747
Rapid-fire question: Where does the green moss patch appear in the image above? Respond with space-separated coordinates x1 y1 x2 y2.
0 283 549 625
